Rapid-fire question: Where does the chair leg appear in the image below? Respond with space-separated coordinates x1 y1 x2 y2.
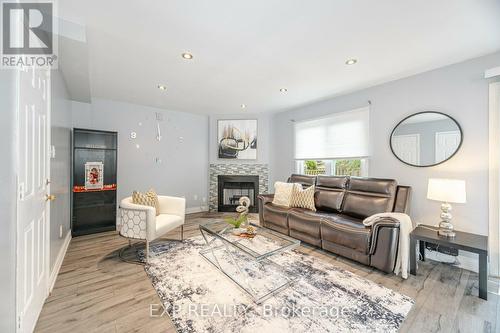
180 224 184 240
146 240 150 263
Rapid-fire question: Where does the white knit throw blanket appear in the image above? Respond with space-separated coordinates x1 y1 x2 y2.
363 213 413 279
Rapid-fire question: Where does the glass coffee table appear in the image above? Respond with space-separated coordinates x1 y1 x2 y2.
199 220 300 304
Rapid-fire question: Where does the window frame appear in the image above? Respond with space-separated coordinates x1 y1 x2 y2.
295 158 369 177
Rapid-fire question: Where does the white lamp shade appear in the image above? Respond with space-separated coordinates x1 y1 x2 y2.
427 178 466 203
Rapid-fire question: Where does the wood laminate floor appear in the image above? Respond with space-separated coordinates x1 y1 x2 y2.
35 213 499 333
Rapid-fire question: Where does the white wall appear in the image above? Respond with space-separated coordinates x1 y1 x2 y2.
0 69 18 333
209 113 270 164
50 69 72 271
72 99 209 210
271 51 500 238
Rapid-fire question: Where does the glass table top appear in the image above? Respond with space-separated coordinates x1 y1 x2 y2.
199 220 300 261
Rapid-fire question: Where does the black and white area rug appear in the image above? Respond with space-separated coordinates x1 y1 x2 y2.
141 238 414 333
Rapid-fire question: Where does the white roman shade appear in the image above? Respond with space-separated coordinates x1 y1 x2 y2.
294 107 370 160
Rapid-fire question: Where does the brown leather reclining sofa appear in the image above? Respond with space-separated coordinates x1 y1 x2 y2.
257 174 411 273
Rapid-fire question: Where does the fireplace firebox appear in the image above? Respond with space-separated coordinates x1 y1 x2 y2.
218 175 259 213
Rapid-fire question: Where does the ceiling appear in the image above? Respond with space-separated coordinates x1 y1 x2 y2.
58 0 500 114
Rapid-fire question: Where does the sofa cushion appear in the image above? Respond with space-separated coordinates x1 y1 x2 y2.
262 203 291 230
321 240 370 265
155 214 183 238
287 174 316 187
341 177 397 219
314 176 348 212
288 210 322 246
317 175 348 189
320 214 371 254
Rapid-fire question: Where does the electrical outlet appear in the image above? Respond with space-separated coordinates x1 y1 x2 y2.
202 197 207 203
194 194 198 200
59 225 63 238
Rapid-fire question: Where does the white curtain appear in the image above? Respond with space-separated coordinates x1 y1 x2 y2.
294 107 370 160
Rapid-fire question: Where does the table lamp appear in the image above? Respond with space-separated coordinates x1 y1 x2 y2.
427 178 466 238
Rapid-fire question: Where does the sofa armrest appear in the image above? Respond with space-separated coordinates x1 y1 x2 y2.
369 217 400 254
257 194 274 205
257 194 274 227
369 218 400 273
157 195 186 218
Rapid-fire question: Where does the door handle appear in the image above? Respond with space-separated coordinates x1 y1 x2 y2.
45 194 56 201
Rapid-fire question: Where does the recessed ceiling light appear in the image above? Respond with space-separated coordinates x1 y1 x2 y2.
345 58 357 65
240 104 246 109
280 88 288 93
157 84 167 91
182 52 193 60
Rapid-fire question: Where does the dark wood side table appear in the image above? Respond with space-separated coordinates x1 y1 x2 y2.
410 225 489 300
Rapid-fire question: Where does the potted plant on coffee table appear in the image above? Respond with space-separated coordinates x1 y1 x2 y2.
224 196 254 235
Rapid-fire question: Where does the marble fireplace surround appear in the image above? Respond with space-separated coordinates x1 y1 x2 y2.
209 164 269 212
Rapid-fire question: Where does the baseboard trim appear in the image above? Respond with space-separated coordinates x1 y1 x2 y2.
48 231 72 293
186 206 209 214
424 249 499 294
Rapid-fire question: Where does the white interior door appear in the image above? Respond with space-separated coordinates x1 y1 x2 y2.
392 134 420 165
16 67 51 333
488 81 500 294
435 130 461 163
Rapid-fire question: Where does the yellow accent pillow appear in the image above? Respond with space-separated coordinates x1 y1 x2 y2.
132 189 160 216
291 185 316 211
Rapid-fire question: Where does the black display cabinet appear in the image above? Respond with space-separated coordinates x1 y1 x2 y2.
72 128 118 236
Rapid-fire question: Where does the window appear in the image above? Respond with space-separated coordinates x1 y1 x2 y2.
294 107 370 176
295 159 368 177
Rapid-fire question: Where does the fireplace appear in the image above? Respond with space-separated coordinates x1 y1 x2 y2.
218 175 259 213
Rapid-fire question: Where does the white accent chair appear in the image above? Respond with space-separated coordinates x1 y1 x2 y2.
118 195 186 262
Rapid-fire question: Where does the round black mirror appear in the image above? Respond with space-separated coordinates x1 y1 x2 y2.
390 111 462 167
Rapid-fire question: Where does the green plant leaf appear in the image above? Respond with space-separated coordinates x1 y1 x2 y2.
224 213 248 228
224 217 238 227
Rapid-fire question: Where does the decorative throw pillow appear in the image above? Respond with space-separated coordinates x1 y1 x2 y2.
146 189 160 215
291 185 316 211
132 189 160 216
272 182 300 208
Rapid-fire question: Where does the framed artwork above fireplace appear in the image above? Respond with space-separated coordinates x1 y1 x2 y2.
218 119 257 160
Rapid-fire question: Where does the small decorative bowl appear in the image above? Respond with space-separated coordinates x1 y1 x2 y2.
231 228 246 235
246 226 257 235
